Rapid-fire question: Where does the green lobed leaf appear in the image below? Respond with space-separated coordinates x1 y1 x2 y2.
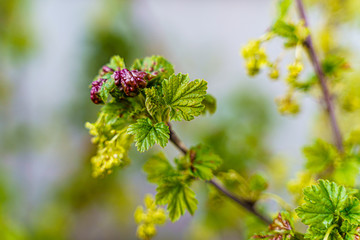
99 77 123 103
341 221 360 240
272 20 298 47
127 118 169 152
218 170 268 203
341 197 360 225
202 94 217 115
249 174 268 192
100 102 128 128
98 85 110 103
143 152 177 184
333 158 359 187
188 144 222 180
321 55 348 77
296 180 347 228
155 178 198 222
277 0 293 20
305 225 342 240
144 87 169 122
162 73 207 121
303 139 337 174
108 55 126 70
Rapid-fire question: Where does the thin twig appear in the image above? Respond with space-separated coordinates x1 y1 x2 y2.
209 179 272 225
167 122 272 225
295 0 343 152
167 122 188 154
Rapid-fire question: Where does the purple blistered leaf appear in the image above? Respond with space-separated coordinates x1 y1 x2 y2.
90 78 107 104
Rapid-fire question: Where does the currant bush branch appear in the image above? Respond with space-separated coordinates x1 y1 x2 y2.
85 1 360 236
167 122 272 225
295 0 343 152
240 0 360 238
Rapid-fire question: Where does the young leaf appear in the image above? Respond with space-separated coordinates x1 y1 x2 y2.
131 55 174 83
252 212 296 239
98 77 126 103
341 197 360 225
188 144 222 180
333 158 359 187
162 73 207 121
341 221 360 240
305 225 342 240
144 87 168 122
303 139 337 174
156 178 198 222
219 170 268 203
296 180 347 228
143 152 177 183
100 100 133 127
272 20 298 47
271 20 308 47
202 94 217 115
127 118 170 152
277 0 293 20
321 55 349 77
108 55 126 70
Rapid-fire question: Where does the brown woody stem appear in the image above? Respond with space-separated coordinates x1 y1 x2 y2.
167 122 272 225
295 0 343 152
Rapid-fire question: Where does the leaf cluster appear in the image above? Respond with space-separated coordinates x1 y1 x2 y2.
252 212 304 240
143 144 222 222
86 55 214 176
296 180 360 239
219 170 268 203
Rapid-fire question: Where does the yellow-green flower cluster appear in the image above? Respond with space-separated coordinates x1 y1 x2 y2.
85 113 133 177
275 91 300 115
241 40 269 76
85 113 114 145
342 94 360 112
338 73 360 112
288 171 315 205
268 64 280 80
240 19 311 116
294 21 310 43
348 129 360 145
90 130 132 177
286 61 304 84
134 195 167 240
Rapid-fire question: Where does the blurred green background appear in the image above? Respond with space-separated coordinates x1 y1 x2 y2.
1 0 347 239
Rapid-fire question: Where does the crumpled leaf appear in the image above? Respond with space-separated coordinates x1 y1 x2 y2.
252 212 297 239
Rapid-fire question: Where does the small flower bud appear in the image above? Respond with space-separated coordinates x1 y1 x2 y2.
241 39 268 76
287 62 303 79
268 67 279 80
275 92 300 115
